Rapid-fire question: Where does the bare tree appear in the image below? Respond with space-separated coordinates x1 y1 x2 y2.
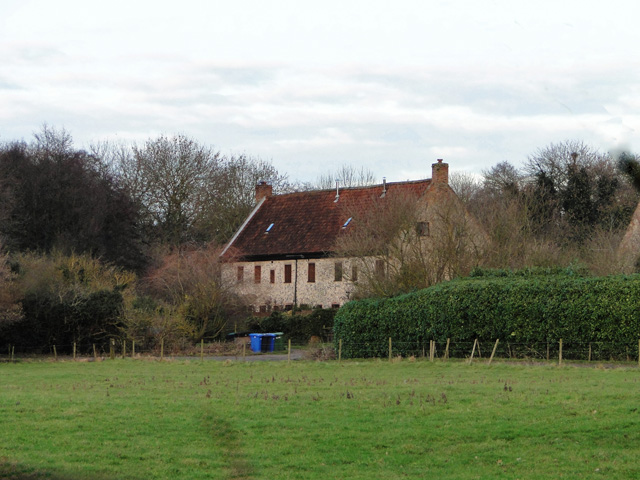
127 134 222 246
482 161 525 198
334 190 483 298
201 154 290 244
109 138 290 246
0 129 145 271
142 243 243 341
448 171 481 206
524 140 608 186
31 124 74 159
315 164 377 190
525 141 636 239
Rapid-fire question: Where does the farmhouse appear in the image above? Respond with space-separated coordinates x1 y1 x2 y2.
221 159 481 312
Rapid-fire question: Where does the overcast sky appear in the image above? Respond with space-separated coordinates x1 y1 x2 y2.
1 0 639 183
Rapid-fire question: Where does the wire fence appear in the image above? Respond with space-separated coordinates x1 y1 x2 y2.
2 338 640 365
336 338 640 365
0 337 317 362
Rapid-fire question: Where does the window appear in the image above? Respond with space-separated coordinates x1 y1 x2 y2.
351 265 358 282
416 221 430 237
331 303 340 309
254 265 261 283
308 263 316 283
237 266 244 283
270 269 275 284
334 261 343 281
284 264 292 283
284 304 293 311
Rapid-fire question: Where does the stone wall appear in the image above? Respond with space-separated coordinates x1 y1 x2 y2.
222 257 359 312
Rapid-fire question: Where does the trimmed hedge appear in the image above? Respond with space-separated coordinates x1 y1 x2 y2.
333 272 640 359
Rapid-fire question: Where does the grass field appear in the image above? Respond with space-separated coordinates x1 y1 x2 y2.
1 358 640 480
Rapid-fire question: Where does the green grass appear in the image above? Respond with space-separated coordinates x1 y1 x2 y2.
1 358 640 479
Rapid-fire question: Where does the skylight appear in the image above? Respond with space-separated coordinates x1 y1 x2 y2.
342 217 352 229
265 223 274 233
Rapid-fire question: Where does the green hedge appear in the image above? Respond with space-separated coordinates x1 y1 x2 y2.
333 272 640 359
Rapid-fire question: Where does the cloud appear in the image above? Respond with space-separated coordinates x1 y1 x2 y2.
2 1 640 184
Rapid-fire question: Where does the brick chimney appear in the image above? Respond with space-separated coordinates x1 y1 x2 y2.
255 181 273 203
431 159 449 186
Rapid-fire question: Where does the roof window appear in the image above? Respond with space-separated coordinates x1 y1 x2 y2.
342 217 352 229
265 223 274 234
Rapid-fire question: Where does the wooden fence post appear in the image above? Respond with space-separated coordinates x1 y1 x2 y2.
429 340 434 362
242 342 246 361
160 338 164 360
339 339 342 363
444 338 450 360
488 339 500 365
200 339 204 362
288 339 292 364
53 345 57 361
11 345 14 362
73 342 76 360
558 339 563 366
132 340 135 357
110 339 115 360
93 344 97 361
468 339 478 364
122 340 126 359
588 343 592 362
389 337 392 362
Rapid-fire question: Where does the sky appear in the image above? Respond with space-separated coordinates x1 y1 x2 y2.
1 0 639 184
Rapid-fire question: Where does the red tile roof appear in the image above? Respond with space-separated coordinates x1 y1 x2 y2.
224 179 431 260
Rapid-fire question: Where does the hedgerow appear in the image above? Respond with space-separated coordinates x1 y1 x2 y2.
333 270 640 359
247 308 336 344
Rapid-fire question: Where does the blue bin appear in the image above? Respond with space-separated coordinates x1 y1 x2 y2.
249 333 278 352
249 333 264 353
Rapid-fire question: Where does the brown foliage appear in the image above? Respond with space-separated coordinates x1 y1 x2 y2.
335 189 484 298
142 243 243 341
0 245 22 328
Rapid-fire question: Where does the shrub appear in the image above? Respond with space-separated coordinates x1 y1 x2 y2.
246 308 336 344
334 271 640 359
4 251 134 352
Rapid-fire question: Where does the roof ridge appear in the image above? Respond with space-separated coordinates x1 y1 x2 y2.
273 178 431 198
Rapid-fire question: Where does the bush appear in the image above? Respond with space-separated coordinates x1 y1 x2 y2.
2 251 134 352
333 271 640 359
246 308 336 344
